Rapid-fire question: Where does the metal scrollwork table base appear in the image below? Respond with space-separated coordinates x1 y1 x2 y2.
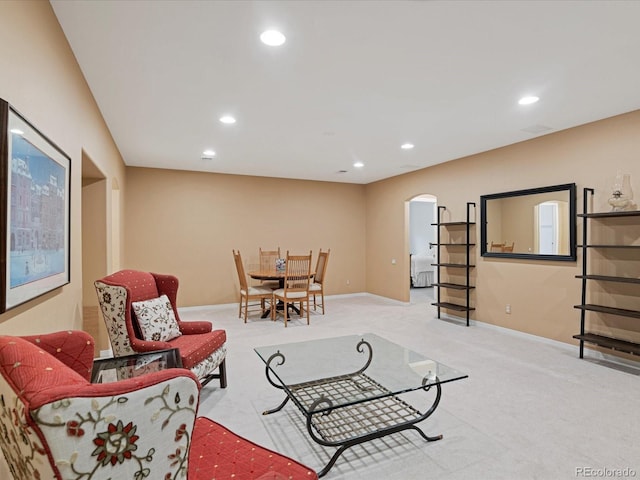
255 335 467 477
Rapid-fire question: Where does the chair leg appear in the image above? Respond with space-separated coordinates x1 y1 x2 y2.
200 359 227 389
283 300 288 327
218 359 227 388
268 296 275 319
271 295 276 321
306 298 310 325
320 291 325 314
243 296 249 323
238 295 242 319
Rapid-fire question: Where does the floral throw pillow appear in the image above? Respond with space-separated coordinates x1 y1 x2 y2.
131 294 182 342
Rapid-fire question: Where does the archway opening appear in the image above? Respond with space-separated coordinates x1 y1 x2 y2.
408 194 437 304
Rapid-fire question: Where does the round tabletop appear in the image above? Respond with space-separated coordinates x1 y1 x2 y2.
248 270 285 280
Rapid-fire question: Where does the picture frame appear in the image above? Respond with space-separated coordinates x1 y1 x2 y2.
0 98 71 313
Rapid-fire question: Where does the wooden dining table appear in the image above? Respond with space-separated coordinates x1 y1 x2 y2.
248 269 286 288
248 270 314 318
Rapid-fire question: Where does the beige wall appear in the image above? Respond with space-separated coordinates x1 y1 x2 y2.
366 110 640 347
0 0 126 333
124 167 366 306
0 2 127 477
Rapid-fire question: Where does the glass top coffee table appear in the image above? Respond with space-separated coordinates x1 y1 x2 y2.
91 348 182 383
255 333 467 477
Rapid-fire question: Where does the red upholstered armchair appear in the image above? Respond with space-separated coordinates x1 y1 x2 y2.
94 269 227 387
0 331 317 480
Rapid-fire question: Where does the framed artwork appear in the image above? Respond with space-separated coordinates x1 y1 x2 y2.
0 98 71 313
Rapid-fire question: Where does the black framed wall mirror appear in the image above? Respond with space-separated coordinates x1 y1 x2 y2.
480 183 576 261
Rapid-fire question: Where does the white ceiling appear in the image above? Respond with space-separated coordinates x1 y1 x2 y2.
51 0 640 185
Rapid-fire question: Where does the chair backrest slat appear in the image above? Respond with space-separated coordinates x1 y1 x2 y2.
284 251 312 293
233 250 248 290
259 247 280 272
314 249 330 284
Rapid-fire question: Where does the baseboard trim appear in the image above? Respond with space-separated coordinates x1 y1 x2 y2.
453 314 640 370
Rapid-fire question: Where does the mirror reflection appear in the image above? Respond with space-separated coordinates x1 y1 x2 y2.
481 183 576 261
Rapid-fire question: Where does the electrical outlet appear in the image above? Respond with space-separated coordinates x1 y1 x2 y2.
506 304 511 314
346 279 350 285
391 259 397 265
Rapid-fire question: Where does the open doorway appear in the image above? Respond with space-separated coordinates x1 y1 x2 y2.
536 201 558 254
408 194 437 304
81 152 109 355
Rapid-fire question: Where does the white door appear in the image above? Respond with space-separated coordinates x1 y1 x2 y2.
538 202 558 254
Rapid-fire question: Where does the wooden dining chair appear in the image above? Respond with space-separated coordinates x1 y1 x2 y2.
490 241 504 252
309 248 330 314
259 247 281 289
502 242 515 252
233 250 273 322
272 251 312 327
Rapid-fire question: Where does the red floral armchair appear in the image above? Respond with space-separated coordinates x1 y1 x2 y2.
95 270 227 388
0 331 318 480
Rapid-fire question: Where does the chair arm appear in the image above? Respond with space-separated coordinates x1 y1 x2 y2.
178 321 212 335
30 370 200 480
128 337 175 353
20 330 95 382
29 368 199 409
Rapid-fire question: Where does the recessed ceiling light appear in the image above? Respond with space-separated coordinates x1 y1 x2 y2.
219 115 236 124
10 128 24 135
518 96 539 105
401 143 414 150
260 30 286 46
202 149 216 159
353 162 364 168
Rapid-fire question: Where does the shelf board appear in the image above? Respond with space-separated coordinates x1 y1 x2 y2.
575 274 640 285
574 304 640 319
431 302 475 312
431 282 475 290
431 263 475 268
579 210 640 218
431 222 476 226
573 333 640 356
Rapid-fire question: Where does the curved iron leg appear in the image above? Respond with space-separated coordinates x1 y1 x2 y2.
317 444 350 478
262 395 290 415
406 424 443 442
307 383 444 477
314 423 442 478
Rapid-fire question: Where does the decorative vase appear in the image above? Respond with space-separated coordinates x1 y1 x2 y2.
608 172 636 212
275 258 286 272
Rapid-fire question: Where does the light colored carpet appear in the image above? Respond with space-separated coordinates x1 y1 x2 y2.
180 293 640 479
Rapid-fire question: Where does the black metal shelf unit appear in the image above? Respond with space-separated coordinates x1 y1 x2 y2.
431 202 476 326
573 188 640 358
